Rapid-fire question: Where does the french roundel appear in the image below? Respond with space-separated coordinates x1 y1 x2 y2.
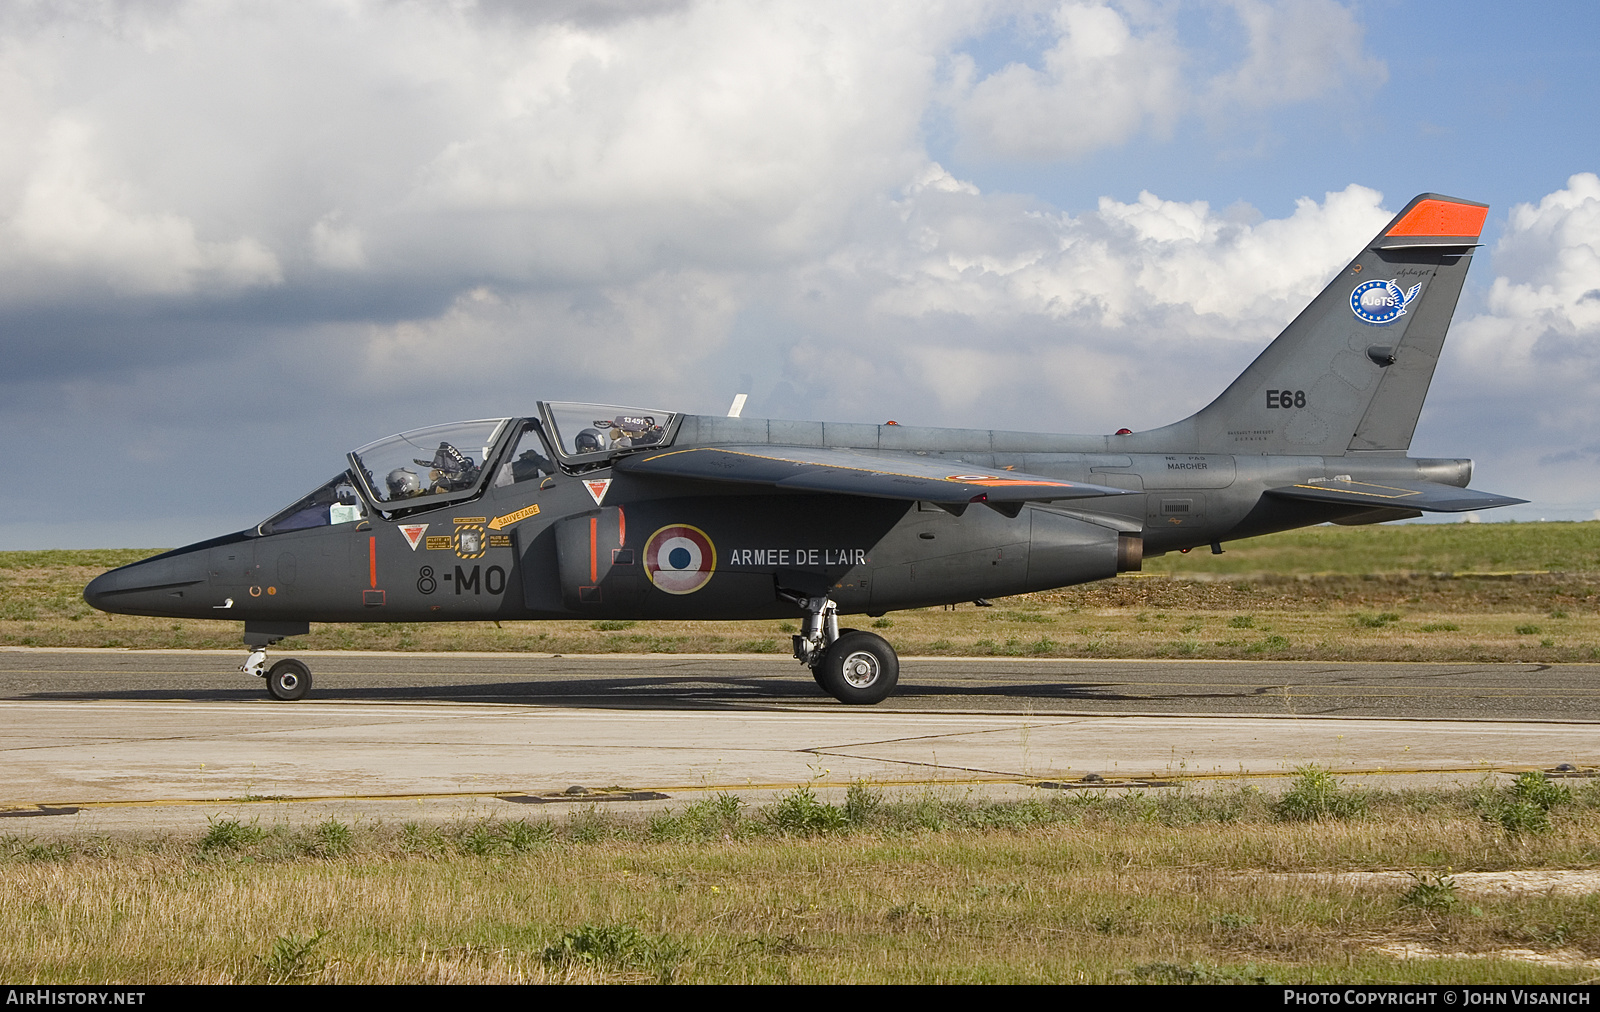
643 524 717 595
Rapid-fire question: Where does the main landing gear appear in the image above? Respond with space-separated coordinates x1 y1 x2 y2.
785 594 899 705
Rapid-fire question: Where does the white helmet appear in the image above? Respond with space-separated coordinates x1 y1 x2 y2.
385 467 422 498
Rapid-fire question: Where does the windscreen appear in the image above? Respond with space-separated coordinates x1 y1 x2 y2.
259 473 366 536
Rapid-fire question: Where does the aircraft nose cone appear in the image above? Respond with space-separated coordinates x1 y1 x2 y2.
84 552 208 614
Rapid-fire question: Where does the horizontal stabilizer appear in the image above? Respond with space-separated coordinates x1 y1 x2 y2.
1266 477 1525 513
617 446 1132 503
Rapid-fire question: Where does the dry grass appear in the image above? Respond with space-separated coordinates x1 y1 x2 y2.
10 566 1600 664
7 523 1600 660
5 781 1600 983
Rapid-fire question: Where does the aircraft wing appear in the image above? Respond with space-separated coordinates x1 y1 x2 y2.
616 446 1133 504
1266 478 1526 513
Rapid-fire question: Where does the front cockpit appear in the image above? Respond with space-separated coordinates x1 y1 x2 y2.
349 417 513 517
254 404 679 534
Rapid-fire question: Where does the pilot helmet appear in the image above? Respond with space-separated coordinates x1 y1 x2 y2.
574 428 604 453
385 467 422 498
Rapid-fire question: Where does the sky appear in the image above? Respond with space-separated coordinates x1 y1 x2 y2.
3 0 1599 548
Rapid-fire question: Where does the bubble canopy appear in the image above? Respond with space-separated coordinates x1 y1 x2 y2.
262 405 680 528
541 402 676 460
349 418 512 515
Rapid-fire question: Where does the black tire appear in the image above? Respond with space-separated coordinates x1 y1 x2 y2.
817 631 898 705
266 658 311 701
810 628 859 690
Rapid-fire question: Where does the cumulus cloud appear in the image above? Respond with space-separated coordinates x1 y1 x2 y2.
1436 174 1600 506
304 166 1388 437
0 0 978 315
948 0 1383 162
876 178 1389 329
950 3 1184 160
757 173 1392 428
0 1 1386 316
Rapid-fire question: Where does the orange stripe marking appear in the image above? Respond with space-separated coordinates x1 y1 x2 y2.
368 536 377 588
1386 199 1488 238
589 517 599 583
618 506 626 547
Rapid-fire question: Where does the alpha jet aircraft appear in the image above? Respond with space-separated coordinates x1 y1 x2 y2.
85 193 1523 704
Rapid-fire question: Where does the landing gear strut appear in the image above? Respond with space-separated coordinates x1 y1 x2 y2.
783 593 899 705
241 623 313 701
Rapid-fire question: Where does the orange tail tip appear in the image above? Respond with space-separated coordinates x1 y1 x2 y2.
1385 199 1488 238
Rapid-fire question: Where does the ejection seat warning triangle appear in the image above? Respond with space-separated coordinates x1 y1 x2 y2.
584 479 612 506
399 524 428 550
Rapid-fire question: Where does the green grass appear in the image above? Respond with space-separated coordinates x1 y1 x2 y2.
1144 520 1600 576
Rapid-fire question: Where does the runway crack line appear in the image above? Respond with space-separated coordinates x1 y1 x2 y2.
805 747 1025 780
809 721 1085 753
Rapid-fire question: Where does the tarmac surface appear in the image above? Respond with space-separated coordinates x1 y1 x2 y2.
2 648 1598 835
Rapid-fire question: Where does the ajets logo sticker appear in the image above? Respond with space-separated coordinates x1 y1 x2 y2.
398 524 428 550
1351 279 1421 326
644 524 716 595
584 478 612 505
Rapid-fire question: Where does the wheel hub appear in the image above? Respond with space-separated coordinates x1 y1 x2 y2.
841 651 880 688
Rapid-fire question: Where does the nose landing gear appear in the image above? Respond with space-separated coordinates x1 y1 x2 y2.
241 647 314 701
783 593 899 705
241 622 313 701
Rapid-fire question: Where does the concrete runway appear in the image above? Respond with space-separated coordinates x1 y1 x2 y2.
2 648 1597 834
5 648 1600 719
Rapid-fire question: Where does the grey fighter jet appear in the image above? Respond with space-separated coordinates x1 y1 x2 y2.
85 193 1522 704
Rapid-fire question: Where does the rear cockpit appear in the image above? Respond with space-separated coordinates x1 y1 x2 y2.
541 402 675 461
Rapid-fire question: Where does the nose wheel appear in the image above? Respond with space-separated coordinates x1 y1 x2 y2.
266 659 312 701
241 646 312 701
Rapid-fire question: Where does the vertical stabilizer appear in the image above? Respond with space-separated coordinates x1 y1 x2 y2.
1163 194 1486 456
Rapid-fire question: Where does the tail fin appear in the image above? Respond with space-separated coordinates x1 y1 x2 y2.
1169 193 1487 456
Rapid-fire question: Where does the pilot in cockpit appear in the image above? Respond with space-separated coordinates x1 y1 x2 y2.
574 428 605 454
385 468 424 499
415 442 479 494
